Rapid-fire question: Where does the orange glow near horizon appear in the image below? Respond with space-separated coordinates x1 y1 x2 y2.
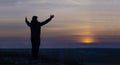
80 37 95 44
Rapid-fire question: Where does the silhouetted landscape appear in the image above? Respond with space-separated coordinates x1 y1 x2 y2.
0 48 120 65
0 0 120 65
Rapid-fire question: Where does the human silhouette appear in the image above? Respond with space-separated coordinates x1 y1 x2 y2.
25 15 54 58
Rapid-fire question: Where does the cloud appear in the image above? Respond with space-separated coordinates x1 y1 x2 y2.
88 0 120 11
0 0 81 18
15 0 80 9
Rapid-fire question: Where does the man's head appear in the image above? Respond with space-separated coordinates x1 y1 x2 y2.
32 16 38 22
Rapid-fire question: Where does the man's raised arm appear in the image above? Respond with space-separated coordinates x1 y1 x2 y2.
25 17 31 26
41 15 54 26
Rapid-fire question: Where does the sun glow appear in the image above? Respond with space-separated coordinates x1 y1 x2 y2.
81 37 95 44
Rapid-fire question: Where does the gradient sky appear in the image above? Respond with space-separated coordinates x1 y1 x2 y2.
0 0 120 48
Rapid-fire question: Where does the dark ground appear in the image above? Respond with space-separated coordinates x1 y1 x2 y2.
0 48 120 65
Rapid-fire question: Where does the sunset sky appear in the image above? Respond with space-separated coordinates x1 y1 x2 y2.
0 0 120 48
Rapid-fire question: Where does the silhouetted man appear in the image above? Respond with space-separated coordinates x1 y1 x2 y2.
25 15 54 58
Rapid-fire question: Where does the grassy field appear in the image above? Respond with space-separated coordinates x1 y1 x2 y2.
0 48 120 65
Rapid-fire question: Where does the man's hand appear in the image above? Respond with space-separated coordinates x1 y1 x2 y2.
50 15 54 18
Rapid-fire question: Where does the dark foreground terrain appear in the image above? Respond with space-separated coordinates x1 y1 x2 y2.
0 48 120 65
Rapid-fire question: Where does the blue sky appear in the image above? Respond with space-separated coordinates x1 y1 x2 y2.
0 0 120 48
